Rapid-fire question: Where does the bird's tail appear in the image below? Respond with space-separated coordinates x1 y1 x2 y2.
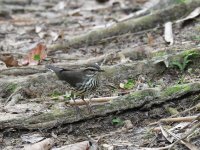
45 65 62 73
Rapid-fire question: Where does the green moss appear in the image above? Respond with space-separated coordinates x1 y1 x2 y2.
182 49 200 57
112 117 124 126
191 35 200 41
107 89 159 110
123 79 135 89
109 99 126 109
50 90 63 98
165 107 179 115
130 89 159 99
162 84 190 97
130 91 144 99
52 108 76 118
152 51 167 57
175 0 188 4
98 105 107 111
51 107 64 116
6 83 17 92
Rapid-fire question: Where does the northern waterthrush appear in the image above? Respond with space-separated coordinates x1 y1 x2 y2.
46 64 104 115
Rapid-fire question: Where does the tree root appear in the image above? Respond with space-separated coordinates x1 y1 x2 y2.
48 0 200 50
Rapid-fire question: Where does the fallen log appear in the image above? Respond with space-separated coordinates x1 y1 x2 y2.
1 82 200 130
48 0 200 50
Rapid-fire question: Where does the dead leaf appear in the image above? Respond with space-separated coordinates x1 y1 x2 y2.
38 32 48 39
147 33 154 46
180 139 199 150
49 31 60 41
53 1 66 11
35 25 43 33
153 56 169 68
159 124 174 143
164 22 174 45
24 138 54 150
0 53 18 67
176 7 200 23
20 43 47 66
53 141 91 150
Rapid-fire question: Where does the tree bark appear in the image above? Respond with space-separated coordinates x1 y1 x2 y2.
48 0 200 51
1 82 200 130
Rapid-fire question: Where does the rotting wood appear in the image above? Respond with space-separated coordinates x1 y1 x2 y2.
48 0 200 50
0 67 47 76
1 48 199 78
0 82 200 130
150 102 200 126
1 49 199 107
150 116 199 126
51 96 119 106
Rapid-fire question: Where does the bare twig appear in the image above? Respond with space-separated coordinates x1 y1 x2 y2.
149 115 199 126
139 144 173 150
168 122 200 150
141 122 200 150
170 102 200 118
51 96 119 106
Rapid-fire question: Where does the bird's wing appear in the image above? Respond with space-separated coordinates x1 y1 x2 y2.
59 70 86 88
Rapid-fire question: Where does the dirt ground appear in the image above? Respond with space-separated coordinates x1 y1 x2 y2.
0 0 200 150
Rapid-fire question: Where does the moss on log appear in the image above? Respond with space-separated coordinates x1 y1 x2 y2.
49 0 200 50
1 82 200 130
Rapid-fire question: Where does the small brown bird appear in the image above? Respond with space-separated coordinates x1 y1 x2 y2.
46 64 104 116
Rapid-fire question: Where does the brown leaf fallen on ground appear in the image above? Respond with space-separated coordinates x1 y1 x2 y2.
53 141 92 150
147 33 154 46
20 43 47 66
23 138 54 150
0 53 19 67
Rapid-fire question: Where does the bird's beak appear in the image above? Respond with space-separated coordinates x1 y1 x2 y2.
99 69 105 72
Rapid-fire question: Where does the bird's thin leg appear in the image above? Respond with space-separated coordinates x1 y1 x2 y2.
81 95 93 114
71 93 81 119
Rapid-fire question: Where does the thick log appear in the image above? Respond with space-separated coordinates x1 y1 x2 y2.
1 82 200 130
48 0 200 50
